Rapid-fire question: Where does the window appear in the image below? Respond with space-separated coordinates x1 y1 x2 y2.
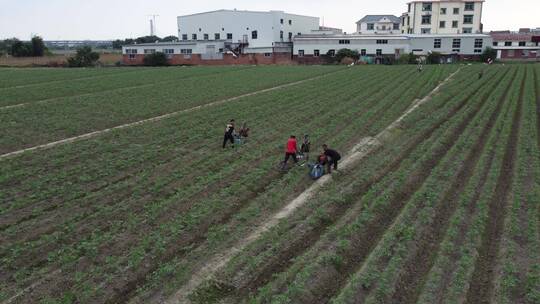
376 49 382 56
434 38 441 48
522 50 529 57
474 49 482 53
474 39 483 48
182 34 188 40
505 41 512 46
298 32 302 36
441 8 447 14
144 49 155 54
407 16 410 26
493 41 498 46
408 3 411 12
203 34 209 40
519 41 526 46
421 28 431 34
376 39 388 44
227 33 233 39
289 20 292 25
367 23 374 30
128 54 136 60
163 49 174 54
328 49 336 57
192 34 197 40
440 21 446 28
180 49 192 54
264 52 272 57
288 32 293 40
465 2 475 11
298 50 304 57
314 49 320 57
508 50 515 57
453 8 459 14
360 49 366 56
251 31 258 39
125 49 137 54
453 49 460 53
452 38 461 48
393 23 400 30
280 31 284 39
402 18 405 26
463 15 473 24
382 25 387 31
219 48 224 53
215 33 220 40
422 15 431 25
339 39 351 44
422 3 432 11
280 19 284 24
463 28 472 34
452 21 458 28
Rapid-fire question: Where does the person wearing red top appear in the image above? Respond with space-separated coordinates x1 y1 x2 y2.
283 135 298 165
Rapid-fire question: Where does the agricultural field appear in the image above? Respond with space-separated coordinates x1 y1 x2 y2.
0 63 538 304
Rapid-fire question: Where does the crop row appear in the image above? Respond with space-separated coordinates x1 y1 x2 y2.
0 64 446 302
0 66 249 107
0 65 343 153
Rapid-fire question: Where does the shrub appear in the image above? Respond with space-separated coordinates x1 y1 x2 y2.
67 46 100 67
480 47 497 63
336 49 359 62
143 52 169 66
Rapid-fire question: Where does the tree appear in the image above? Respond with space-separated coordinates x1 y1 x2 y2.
31 36 47 57
135 35 161 44
11 40 32 57
143 52 169 66
161 35 178 42
67 46 100 67
335 49 359 63
480 47 497 63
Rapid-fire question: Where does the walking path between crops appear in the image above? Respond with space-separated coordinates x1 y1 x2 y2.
165 68 462 304
0 70 343 160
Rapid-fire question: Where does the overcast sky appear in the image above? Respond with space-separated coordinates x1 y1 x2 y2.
1 0 538 40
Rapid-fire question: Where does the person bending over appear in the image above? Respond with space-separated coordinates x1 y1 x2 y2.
322 144 341 173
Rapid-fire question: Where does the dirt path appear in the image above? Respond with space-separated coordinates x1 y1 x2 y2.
464 69 525 304
0 71 341 160
165 68 462 304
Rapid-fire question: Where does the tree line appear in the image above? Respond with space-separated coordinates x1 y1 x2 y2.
0 36 48 57
112 35 179 49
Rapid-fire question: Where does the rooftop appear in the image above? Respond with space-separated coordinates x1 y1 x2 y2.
357 15 400 24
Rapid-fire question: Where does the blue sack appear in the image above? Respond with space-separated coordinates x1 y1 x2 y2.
308 163 325 180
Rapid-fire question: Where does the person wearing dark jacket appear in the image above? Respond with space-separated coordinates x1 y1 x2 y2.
322 144 341 173
223 119 235 148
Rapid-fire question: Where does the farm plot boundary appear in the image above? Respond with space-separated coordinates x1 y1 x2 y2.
165 68 462 304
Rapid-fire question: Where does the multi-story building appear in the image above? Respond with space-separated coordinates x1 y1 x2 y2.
401 0 484 34
123 9 320 65
356 15 401 34
491 29 540 61
177 9 319 54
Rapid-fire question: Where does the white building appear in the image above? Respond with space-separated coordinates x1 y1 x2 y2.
357 15 401 34
293 33 492 60
177 9 320 54
401 0 484 34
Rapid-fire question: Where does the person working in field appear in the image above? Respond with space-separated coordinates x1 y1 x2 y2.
223 119 235 149
322 144 341 173
239 122 250 139
283 135 299 166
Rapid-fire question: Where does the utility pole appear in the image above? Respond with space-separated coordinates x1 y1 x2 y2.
147 15 159 36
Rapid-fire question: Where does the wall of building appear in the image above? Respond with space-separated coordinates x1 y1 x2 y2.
408 0 483 34
408 34 492 55
293 35 410 56
177 10 319 53
122 52 294 66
